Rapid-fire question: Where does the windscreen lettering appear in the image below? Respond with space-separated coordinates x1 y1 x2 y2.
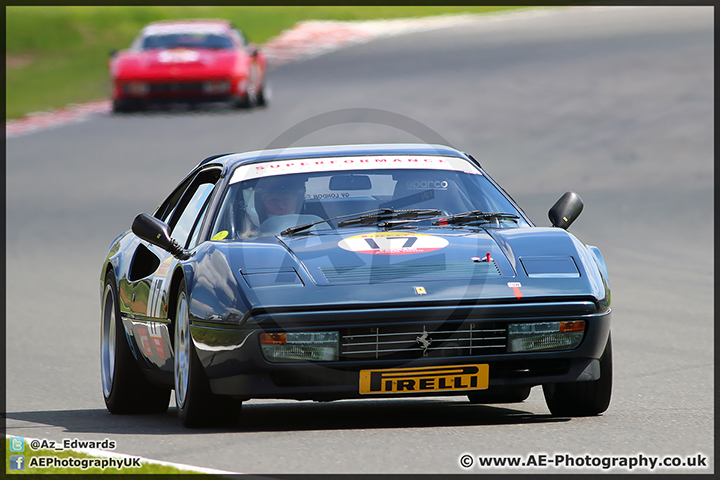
229 156 480 184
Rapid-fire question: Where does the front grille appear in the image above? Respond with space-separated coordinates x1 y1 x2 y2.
341 322 507 360
149 82 204 94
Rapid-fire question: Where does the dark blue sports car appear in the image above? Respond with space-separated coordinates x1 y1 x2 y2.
100 143 612 427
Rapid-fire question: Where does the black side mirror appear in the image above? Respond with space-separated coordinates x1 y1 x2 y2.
132 213 189 259
109 49 119 58
549 192 583 229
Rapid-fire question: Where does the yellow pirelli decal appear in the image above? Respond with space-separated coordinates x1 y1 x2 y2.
359 364 489 395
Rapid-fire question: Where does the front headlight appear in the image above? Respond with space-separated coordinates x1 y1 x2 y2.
260 331 339 362
203 81 231 94
508 321 585 352
122 82 149 95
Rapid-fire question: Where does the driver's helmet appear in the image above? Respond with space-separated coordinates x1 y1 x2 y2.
248 175 307 224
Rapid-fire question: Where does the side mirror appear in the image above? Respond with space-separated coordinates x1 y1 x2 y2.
132 213 189 259
248 44 259 58
109 49 119 58
549 192 583 229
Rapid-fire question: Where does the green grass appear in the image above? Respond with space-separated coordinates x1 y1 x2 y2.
5 437 210 475
6 6 530 120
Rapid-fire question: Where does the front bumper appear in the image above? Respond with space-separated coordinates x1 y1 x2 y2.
192 299 611 401
113 79 244 103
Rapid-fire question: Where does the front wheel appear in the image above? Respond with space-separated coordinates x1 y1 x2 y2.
101 271 170 413
233 86 256 109
174 279 242 427
543 334 613 416
256 81 270 107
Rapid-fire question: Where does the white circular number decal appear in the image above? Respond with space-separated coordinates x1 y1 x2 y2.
338 232 449 255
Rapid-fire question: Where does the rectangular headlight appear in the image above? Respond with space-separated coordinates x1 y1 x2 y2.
203 81 231 94
508 321 584 352
123 82 149 95
260 331 339 362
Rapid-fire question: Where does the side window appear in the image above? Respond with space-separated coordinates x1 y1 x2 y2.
173 183 215 248
185 184 216 248
154 176 195 223
187 203 210 248
167 169 221 248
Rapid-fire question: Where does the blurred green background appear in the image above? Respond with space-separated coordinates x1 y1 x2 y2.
6 6 533 120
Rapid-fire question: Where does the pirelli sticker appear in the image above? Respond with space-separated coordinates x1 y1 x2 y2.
359 364 489 395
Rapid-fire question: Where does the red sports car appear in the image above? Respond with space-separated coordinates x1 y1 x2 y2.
109 19 268 113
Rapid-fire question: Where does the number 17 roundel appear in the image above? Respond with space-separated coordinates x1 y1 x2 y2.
338 232 449 255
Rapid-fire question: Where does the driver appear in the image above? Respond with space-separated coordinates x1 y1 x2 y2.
239 175 306 237
261 191 300 218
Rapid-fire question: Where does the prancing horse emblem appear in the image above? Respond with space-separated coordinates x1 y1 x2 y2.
416 328 433 356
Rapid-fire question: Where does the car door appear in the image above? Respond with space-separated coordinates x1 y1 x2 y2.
120 167 221 368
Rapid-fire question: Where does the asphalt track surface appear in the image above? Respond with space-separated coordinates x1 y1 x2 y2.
5 6 714 475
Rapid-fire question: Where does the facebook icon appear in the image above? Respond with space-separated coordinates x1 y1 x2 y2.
10 455 25 470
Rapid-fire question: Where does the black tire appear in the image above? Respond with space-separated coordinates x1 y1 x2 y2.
543 334 613 416
467 385 532 404
101 270 170 414
173 279 242 427
233 89 255 109
256 81 270 107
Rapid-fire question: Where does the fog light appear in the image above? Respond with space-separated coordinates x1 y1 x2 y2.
260 331 339 362
508 321 585 352
123 82 149 95
203 81 231 94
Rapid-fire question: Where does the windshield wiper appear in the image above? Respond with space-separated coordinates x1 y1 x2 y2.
337 208 443 228
434 210 520 226
281 208 442 236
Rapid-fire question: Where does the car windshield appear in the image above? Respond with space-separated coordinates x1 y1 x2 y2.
210 155 529 240
140 33 234 50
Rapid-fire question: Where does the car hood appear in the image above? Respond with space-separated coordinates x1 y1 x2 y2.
196 227 609 312
282 229 516 285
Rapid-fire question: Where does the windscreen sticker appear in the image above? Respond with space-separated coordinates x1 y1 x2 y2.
230 155 480 184
144 24 228 36
306 192 351 200
338 232 449 255
158 49 200 63
403 179 449 191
